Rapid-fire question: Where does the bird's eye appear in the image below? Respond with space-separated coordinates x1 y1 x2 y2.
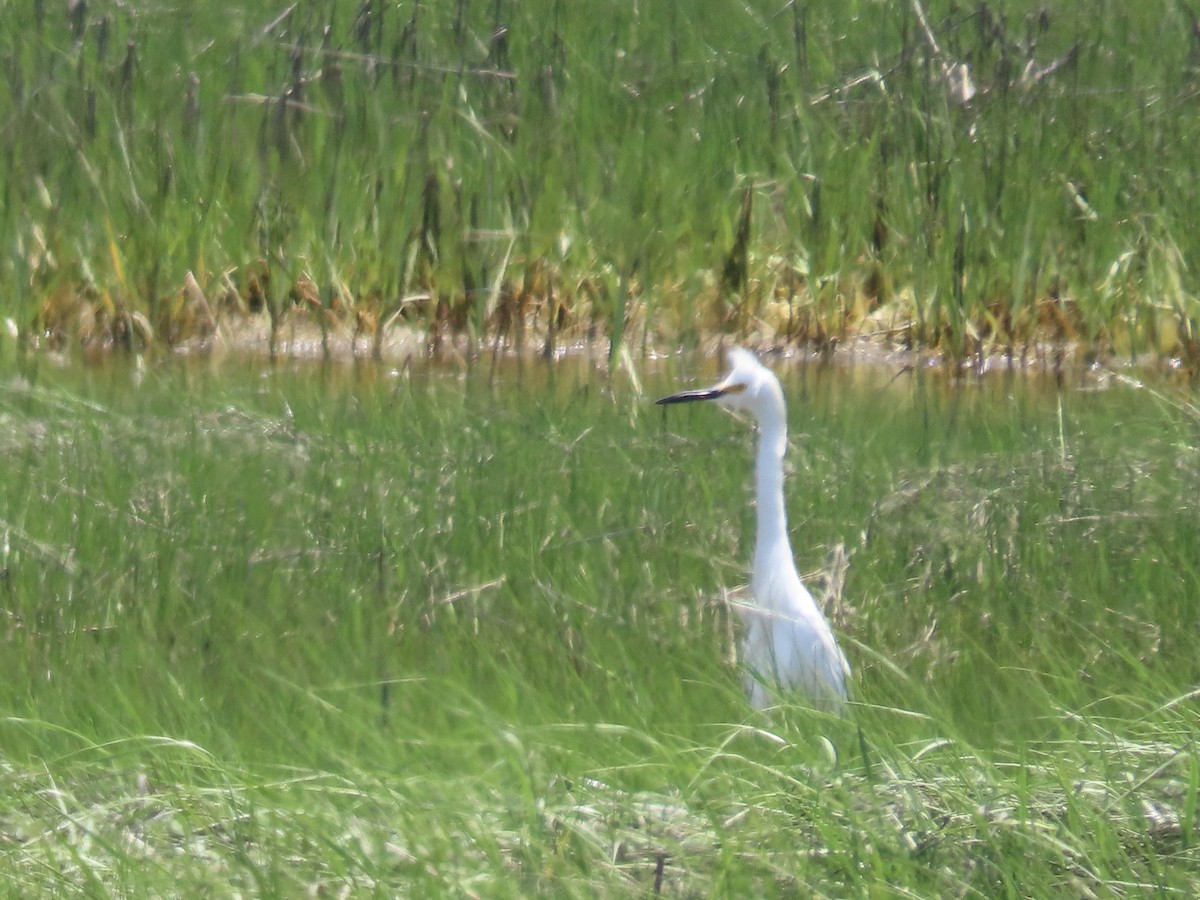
722 382 748 395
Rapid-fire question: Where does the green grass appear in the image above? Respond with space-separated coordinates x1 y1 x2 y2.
2 1 1200 362
0 354 1197 893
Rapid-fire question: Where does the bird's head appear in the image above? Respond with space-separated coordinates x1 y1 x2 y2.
656 348 786 427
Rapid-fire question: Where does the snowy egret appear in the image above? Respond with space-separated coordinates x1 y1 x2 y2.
657 348 850 710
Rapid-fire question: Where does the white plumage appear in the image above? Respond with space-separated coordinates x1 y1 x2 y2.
658 348 850 710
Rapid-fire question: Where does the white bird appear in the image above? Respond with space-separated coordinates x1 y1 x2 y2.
657 348 850 711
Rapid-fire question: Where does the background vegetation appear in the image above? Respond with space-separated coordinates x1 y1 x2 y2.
2 0 1200 363
0 357 1197 892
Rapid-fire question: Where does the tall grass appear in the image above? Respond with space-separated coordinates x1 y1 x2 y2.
1 2 1199 364
0 356 1197 892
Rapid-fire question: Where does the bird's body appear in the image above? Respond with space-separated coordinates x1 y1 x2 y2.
657 348 850 710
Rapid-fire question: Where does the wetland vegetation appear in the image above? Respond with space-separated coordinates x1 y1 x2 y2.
1 358 1198 893
2 0 1200 894
2 0 1200 366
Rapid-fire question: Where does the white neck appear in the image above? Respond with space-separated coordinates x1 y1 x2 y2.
752 416 795 600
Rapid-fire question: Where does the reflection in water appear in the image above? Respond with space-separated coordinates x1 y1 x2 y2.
5 338 1177 446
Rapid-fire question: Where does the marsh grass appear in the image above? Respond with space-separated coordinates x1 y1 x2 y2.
0 356 1197 892
3 2 1200 367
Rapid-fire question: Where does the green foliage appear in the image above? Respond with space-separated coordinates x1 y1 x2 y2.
0 357 1197 892
1 2 1199 360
